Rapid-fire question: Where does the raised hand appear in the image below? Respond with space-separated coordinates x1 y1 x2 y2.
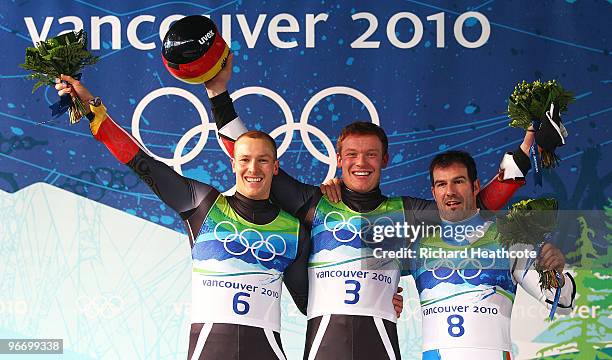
204 53 234 98
54 74 94 103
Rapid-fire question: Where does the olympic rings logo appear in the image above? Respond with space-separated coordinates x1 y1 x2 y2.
423 257 496 280
76 295 124 319
213 221 287 262
323 211 394 244
131 86 379 184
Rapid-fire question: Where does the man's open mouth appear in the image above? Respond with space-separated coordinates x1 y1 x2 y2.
445 200 461 208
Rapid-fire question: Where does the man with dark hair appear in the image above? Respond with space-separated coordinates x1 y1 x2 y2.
427 151 479 223
411 150 575 359
428 151 478 186
55 70 311 360
206 56 532 359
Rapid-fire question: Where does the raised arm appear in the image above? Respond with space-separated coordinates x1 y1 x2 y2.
478 130 534 210
56 76 217 236
205 59 320 220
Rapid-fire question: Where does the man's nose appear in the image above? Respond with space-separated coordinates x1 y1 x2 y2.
247 160 257 172
355 153 367 165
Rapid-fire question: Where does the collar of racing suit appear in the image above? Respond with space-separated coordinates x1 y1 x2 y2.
341 184 387 213
228 191 280 225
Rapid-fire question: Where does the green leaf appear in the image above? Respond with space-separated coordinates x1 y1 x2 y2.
507 79 575 126
20 30 98 93
497 198 558 247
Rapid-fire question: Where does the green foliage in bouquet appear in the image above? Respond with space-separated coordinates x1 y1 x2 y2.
21 30 98 92
496 198 560 290
497 198 559 247
507 79 574 129
20 30 98 123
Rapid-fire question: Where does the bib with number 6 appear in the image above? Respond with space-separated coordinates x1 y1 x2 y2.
191 195 300 332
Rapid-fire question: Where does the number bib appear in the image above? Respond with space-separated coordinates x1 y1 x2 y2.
420 291 513 351
192 272 283 331
413 221 517 352
307 196 405 322
191 195 300 332
308 262 401 322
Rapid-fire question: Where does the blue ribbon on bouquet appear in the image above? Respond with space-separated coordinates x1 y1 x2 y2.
49 73 81 118
549 272 563 321
530 118 543 186
522 241 542 281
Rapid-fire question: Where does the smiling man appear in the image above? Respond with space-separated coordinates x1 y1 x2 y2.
335 123 388 193
206 58 531 359
410 151 575 360
55 74 311 360
233 131 279 198
433 161 480 222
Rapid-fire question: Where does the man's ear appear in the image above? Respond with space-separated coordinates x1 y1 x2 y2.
337 153 342 168
231 157 236 173
273 159 279 175
382 152 389 168
473 179 481 195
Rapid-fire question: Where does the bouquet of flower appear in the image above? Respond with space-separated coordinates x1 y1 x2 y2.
496 198 561 290
507 79 574 168
20 30 98 124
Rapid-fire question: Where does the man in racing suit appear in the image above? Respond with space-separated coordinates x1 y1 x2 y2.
412 150 575 359
55 73 310 360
